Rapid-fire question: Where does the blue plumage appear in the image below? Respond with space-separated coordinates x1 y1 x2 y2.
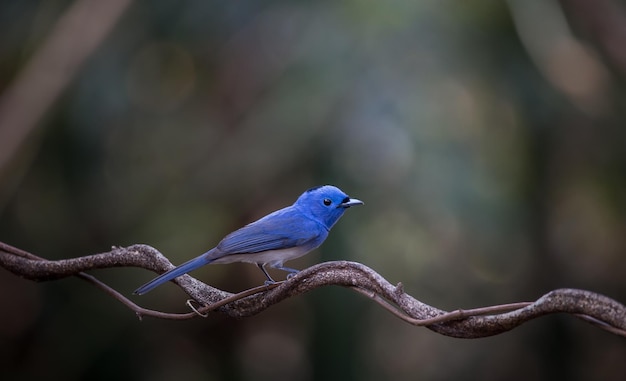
134 185 363 295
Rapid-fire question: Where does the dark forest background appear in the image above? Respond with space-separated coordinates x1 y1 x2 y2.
1 1 625 380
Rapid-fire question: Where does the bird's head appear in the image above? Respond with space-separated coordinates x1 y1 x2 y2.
295 185 363 230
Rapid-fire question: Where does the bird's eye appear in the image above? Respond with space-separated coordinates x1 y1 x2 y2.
323 198 332 206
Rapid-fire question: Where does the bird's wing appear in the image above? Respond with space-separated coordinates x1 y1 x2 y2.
214 210 325 255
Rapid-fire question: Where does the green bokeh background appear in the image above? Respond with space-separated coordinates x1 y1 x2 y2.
1 1 625 380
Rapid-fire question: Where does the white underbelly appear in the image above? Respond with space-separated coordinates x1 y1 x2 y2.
211 246 311 266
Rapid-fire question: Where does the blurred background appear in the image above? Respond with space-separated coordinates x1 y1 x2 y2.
1 0 625 380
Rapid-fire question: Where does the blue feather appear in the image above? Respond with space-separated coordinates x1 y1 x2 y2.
134 185 362 294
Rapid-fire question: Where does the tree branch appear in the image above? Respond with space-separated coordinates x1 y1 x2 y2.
0 0 133 176
1 241 624 338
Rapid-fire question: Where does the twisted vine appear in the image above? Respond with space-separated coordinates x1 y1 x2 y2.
1 241 625 338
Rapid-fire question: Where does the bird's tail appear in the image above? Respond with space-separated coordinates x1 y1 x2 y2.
133 255 212 295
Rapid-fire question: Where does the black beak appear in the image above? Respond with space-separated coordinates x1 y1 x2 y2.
340 198 364 208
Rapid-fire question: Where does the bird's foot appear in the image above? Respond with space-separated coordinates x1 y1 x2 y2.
286 271 299 280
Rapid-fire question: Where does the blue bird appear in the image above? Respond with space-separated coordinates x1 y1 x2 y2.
134 185 363 295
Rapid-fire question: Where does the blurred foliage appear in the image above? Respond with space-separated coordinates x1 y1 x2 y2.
1 0 625 380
